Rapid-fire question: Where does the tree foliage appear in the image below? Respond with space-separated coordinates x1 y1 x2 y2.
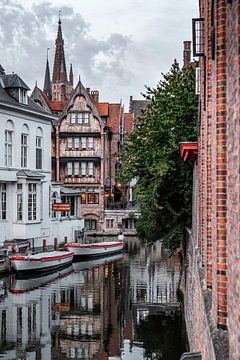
121 61 198 246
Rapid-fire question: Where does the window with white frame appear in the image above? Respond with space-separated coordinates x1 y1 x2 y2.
74 162 79 176
67 137 73 148
81 137 87 149
88 161 94 176
0 183 6 220
21 133 28 168
28 184 37 221
81 162 87 176
17 183 23 221
67 162 73 176
88 137 94 149
70 112 90 125
5 130 12 166
19 89 28 104
36 136 43 169
74 137 80 148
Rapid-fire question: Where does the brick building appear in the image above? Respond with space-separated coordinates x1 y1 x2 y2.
180 1 240 359
31 18 139 235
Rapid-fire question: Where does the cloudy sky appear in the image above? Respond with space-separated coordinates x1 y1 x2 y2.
1 0 198 107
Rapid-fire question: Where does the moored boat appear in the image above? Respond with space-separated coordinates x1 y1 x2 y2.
65 240 124 258
9 251 74 273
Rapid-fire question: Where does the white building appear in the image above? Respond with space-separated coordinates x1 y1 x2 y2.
0 67 56 248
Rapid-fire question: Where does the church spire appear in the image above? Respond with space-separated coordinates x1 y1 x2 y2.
52 13 68 84
43 48 52 100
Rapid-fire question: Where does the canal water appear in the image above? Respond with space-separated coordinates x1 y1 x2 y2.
0 238 186 359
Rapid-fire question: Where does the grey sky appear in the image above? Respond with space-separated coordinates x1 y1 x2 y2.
1 0 198 107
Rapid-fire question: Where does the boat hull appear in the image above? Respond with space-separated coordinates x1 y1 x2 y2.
9 251 74 273
65 241 124 258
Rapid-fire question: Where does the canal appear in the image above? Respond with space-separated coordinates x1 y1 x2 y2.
0 239 186 359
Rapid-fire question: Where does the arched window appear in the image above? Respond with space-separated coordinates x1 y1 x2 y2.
21 124 29 168
5 120 14 166
36 127 43 170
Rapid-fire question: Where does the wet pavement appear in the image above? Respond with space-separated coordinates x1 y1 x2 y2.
0 238 186 359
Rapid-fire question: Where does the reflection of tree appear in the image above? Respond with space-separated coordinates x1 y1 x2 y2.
135 313 185 360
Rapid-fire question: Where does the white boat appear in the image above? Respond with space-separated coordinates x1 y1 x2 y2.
0 247 10 273
9 250 74 273
65 240 124 258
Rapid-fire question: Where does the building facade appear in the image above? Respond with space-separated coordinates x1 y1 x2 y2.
0 67 54 248
181 1 240 359
31 19 140 236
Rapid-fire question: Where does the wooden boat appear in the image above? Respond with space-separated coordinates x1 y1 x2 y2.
65 240 124 258
9 250 74 273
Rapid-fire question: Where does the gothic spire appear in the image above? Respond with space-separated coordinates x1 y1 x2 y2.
52 15 68 84
43 48 52 100
69 63 73 86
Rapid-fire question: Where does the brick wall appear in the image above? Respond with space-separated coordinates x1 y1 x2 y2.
183 0 240 359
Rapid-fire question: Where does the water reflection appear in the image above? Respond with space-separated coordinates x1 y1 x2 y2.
0 239 186 359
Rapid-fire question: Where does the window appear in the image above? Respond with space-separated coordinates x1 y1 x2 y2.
21 134 28 168
5 130 12 166
36 136 42 169
67 162 73 176
51 192 58 218
28 184 37 221
70 112 90 125
81 162 86 176
192 18 205 57
74 162 79 176
85 219 97 231
17 184 23 221
88 162 94 176
0 184 6 220
106 219 114 229
81 137 87 149
67 137 73 148
88 137 94 149
19 89 28 104
81 189 99 204
74 137 80 148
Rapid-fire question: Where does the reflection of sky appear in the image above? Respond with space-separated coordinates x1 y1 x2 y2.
109 340 144 360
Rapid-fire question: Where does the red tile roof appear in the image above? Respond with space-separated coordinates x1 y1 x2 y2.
108 103 121 133
96 102 109 117
124 113 134 135
48 100 67 112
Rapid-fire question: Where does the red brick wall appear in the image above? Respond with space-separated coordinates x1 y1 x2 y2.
184 0 240 358
226 1 240 358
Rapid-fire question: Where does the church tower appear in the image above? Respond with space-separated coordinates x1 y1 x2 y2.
51 16 73 101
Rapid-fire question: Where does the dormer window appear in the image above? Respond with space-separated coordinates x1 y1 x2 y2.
19 89 28 104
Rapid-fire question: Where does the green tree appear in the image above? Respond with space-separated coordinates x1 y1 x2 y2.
121 61 198 246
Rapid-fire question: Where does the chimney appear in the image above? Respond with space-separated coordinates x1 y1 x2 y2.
86 87 91 94
129 96 133 112
91 90 99 103
183 41 191 67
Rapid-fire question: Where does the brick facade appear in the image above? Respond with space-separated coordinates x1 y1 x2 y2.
181 1 240 359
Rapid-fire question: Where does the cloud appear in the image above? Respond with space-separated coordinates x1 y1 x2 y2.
0 0 132 103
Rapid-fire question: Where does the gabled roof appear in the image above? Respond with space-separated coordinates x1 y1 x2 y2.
0 74 30 90
96 102 109 117
30 86 52 113
59 80 102 124
108 103 121 133
129 98 147 118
